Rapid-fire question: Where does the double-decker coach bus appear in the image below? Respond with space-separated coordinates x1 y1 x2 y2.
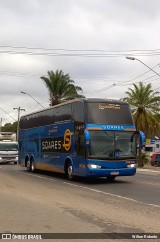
19 98 143 181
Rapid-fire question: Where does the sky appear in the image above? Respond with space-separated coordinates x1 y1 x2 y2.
1 0 160 125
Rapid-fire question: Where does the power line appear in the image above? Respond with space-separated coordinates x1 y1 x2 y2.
1 50 160 57
0 107 17 122
84 83 116 94
126 56 160 78
110 63 160 87
1 45 160 53
83 62 160 94
0 70 138 82
1 45 160 57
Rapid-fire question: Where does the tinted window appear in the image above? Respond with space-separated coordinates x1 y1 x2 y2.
20 104 72 129
85 102 133 125
57 104 72 122
72 102 84 122
145 147 153 152
155 154 160 159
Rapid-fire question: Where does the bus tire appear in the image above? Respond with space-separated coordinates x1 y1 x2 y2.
30 160 36 173
106 176 116 182
26 160 31 172
65 161 74 180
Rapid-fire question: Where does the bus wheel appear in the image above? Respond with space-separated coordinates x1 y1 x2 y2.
66 162 74 180
26 160 31 172
31 160 36 173
106 176 116 182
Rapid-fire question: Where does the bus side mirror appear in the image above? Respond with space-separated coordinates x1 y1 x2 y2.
138 131 146 149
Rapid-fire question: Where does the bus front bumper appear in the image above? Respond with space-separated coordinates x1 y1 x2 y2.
86 167 136 177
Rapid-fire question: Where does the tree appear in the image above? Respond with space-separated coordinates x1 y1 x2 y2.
41 70 85 106
1 122 18 132
123 82 160 138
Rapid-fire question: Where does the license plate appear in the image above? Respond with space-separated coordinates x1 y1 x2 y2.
110 172 119 175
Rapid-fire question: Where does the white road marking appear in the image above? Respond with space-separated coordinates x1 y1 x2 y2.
14 169 160 209
63 181 160 208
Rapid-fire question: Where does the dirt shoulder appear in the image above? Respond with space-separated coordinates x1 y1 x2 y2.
139 163 160 173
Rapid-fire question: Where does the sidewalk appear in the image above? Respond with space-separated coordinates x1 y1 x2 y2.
137 163 160 174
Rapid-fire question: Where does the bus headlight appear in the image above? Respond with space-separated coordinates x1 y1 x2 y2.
87 164 102 169
127 163 136 168
15 156 18 161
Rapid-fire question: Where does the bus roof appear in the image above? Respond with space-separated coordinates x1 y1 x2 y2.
20 98 128 119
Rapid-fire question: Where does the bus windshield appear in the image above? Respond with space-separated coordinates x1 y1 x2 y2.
88 131 137 159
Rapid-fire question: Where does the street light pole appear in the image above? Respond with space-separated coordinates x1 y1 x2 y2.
13 107 25 141
21 91 45 108
126 56 160 78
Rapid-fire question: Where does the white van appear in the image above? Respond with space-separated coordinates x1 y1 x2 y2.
0 132 18 164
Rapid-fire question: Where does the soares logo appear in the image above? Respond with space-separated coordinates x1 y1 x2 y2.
63 129 72 151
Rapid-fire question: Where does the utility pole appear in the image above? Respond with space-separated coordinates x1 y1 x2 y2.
13 107 25 141
0 118 2 131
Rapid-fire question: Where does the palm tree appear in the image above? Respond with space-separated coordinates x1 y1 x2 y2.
139 150 149 167
41 70 85 106
123 82 160 137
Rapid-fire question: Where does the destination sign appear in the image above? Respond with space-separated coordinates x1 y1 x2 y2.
99 104 120 110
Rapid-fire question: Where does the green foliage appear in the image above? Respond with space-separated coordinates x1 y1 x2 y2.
41 69 85 106
123 82 160 137
137 150 149 167
1 122 17 133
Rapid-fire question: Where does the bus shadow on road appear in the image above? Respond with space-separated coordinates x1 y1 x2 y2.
22 168 132 185
70 176 132 185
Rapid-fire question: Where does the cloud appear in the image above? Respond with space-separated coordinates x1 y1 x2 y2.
1 0 160 124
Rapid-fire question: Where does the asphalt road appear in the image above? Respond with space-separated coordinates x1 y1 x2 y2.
0 164 159 241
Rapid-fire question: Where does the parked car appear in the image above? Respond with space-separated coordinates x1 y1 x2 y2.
150 152 160 166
